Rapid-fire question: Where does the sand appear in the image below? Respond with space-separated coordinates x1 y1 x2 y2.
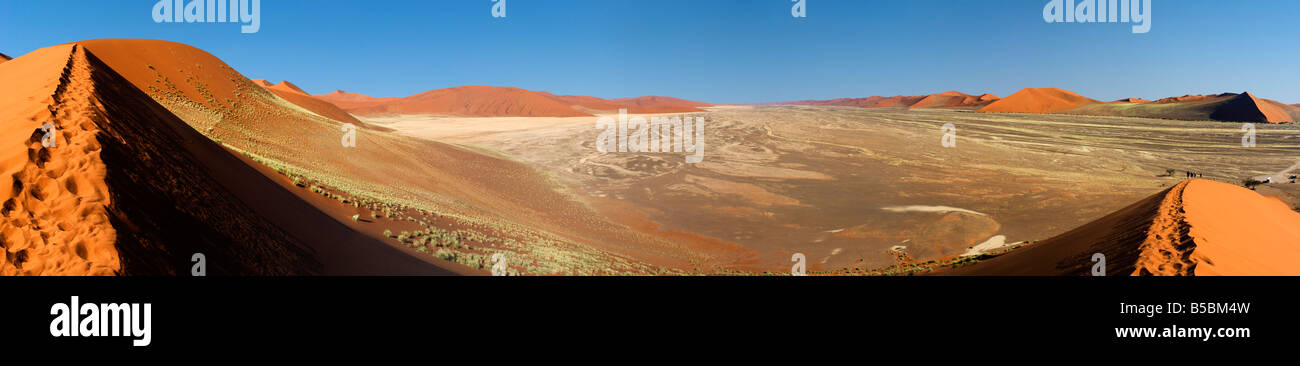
939 179 1300 276
909 91 1000 109
1113 98 1151 103
977 88 1102 114
1182 179 1300 275
316 85 593 117
0 39 480 275
252 79 366 125
0 45 118 275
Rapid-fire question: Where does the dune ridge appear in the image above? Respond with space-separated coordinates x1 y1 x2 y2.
940 179 1300 276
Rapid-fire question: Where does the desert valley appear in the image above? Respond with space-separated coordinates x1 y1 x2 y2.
3 39 1300 276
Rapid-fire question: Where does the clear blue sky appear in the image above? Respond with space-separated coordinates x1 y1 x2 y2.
1 0 1297 104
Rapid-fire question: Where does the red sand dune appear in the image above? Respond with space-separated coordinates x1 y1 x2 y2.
316 85 593 117
1209 92 1293 123
761 95 928 108
1153 94 1225 104
1065 92 1295 123
940 179 1300 276
976 88 1102 114
251 79 366 126
313 89 400 110
538 92 708 114
67 39 732 275
1113 98 1151 103
0 43 464 275
609 95 712 109
0 52 10 64
909 91 1001 109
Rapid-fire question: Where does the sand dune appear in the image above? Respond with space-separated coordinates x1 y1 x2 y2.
537 92 708 114
315 85 592 117
909 91 1000 109
1067 92 1294 123
0 44 466 275
72 39 712 275
0 52 10 63
608 96 712 112
976 88 1103 114
251 79 367 126
1113 98 1151 103
761 95 928 108
940 179 1300 276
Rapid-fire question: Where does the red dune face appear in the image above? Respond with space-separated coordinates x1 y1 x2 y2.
1209 92 1293 123
0 52 10 64
940 179 1300 276
607 96 712 113
976 88 1102 114
1113 98 1151 103
252 80 366 125
909 91 1000 109
540 92 708 114
316 85 593 117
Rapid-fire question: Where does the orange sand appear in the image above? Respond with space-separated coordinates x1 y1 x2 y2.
0 45 118 275
940 179 1300 276
909 91 1000 109
976 88 1102 114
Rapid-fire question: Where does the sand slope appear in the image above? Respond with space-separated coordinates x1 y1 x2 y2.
608 96 712 112
251 79 367 126
318 85 592 117
941 179 1300 276
763 95 928 108
0 52 10 63
541 92 707 114
909 91 1000 109
0 41 467 275
976 88 1102 114
73 39 713 274
1066 92 1294 123
1113 98 1151 103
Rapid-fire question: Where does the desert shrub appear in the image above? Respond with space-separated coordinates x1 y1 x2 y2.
351 214 359 222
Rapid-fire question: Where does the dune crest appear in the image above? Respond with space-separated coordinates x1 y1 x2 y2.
940 179 1300 276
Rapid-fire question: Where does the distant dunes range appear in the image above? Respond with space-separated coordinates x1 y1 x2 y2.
310 85 711 118
765 88 1299 123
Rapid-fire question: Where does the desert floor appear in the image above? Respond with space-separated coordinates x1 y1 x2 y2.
370 106 1300 272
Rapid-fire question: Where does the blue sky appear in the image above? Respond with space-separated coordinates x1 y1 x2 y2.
1 0 1297 104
